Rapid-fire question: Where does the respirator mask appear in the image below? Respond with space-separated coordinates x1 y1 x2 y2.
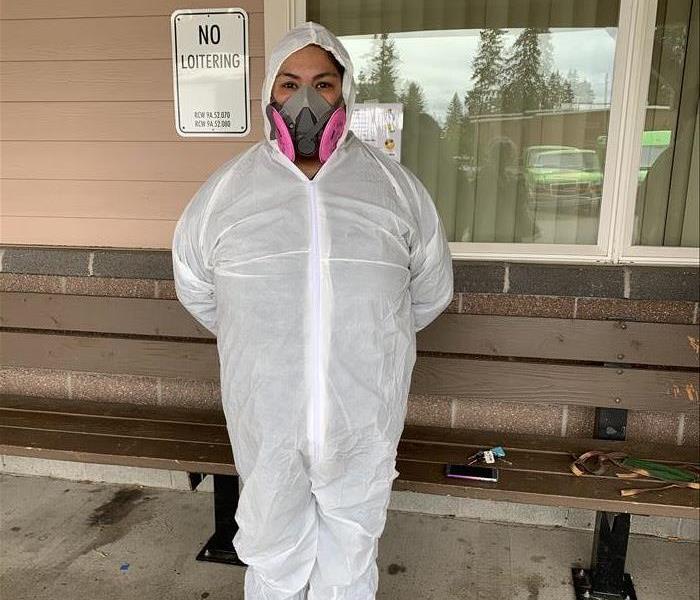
266 85 346 163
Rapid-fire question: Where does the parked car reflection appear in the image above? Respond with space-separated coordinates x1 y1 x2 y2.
523 145 603 212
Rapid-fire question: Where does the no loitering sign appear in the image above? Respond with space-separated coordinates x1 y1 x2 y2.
171 8 250 137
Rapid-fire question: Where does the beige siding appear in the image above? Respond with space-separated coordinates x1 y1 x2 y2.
0 0 262 19
0 60 265 102
1 102 265 141
0 0 266 248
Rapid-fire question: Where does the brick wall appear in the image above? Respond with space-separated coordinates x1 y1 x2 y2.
2 246 697 447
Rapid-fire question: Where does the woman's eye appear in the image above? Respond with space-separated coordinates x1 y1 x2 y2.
282 82 297 89
316 82 331 89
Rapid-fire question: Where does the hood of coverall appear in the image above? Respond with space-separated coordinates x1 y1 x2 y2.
262 21 356 157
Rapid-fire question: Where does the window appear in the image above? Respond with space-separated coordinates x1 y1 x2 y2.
631 0 698 248
278 0 699 264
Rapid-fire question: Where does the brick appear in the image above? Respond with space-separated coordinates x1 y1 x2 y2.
564 405 595 438
64 276 156 298
625 410 680 444
576 297 695 324
453 261 505 293
405 394 452 427
159 377 219 410
509 264 624 298
156 279 178 300
452 399 563 436
628 266 699 302
0 273 64 293
460 293 575 318
0 366 69 398
1 246 88 276
92 250 173 280
682 413 699 447
70 372 159 405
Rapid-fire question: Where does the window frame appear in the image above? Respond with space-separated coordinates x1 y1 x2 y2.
613 0 699 266
263 0 699 266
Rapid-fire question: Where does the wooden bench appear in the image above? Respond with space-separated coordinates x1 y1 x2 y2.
1 290 698 598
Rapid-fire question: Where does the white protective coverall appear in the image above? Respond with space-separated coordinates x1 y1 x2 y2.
172 21 453 600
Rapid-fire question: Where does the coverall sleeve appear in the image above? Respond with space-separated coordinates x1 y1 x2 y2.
171 185 218 336
407 176 454 332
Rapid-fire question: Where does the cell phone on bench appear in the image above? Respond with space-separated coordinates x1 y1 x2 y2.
445 463 499 482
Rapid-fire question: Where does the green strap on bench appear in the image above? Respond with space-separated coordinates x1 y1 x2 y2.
571 450 700 497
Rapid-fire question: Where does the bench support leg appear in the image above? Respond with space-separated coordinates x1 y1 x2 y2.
572 406 636 599
572 511 637 599
195 474 247 566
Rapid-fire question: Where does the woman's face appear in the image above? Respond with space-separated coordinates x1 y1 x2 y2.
272 44 343 106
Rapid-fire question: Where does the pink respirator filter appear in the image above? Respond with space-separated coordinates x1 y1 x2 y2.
269 107 296 162
319 107 346 163
268 106 346 164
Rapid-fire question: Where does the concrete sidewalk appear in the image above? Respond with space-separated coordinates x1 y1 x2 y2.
1 473 698 600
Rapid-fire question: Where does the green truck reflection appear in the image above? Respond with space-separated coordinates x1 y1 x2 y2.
523 145 603 212
522 131 673 213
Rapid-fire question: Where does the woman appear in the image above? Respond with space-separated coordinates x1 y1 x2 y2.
172 21 453 600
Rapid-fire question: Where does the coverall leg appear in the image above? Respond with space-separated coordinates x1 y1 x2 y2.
306 431 404 598
232 437 319 600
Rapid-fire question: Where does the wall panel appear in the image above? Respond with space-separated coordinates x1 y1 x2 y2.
0 14 264 61
0 58 266 102
0 0 263 19
1 102 265 141
1 181 199 218
2 141 253 181
0 0 266 248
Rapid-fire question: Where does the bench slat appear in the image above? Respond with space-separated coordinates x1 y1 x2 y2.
411 356 699 412
397 440 697 479
0 292 212 339
394 459 699 519
0 394 223 425
2 409 690 480
2 397 696 519
2 402 696 466
3 292 697 368
0 331 220 380
0 425 236 475
402 424 700 463
3 332 697 411
420 314 699 368
0 415 568 478
2 395 697 462
0 409 230 445
1 423 696 519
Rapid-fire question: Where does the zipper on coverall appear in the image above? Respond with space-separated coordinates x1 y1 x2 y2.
308 181 323 463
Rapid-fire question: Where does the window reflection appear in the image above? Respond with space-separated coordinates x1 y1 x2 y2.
339 26 616 244
309 0 622 245
632 0 698 248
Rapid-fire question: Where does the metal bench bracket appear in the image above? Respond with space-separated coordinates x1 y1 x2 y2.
194 474 247 566
572 406 637 600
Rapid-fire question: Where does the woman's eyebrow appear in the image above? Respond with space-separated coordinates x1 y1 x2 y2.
313 72 340 80
275 71 339 80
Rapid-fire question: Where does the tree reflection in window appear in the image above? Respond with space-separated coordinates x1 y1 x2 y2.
344 27 612 245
